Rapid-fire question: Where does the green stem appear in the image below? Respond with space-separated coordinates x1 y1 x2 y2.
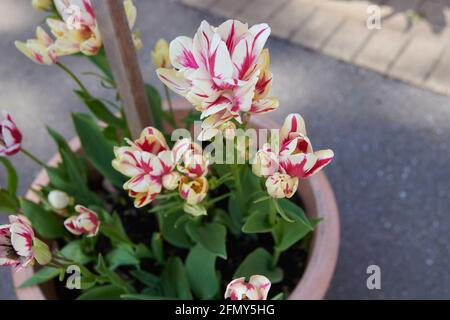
207 192 231 206
231 165 243 201
271 247 281 269
242 113 251 129
21 148 45 167
56 62 88 93
164 85 176 126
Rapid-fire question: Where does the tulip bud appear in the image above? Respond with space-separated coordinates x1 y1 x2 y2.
151 39 170 68
15 27 57 65
48 190 70 210
265 173 298 199
225 275 271 300
162 171 181 190
177 143 209 179
0 111 22 156
64 205 100 237
0 215 36 268
179 176 208 205
252 147 278 178
32 0 53 11
183 203 207 217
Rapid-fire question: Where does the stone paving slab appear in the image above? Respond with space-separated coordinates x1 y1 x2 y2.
291 7 345 51
270 0 316 39
181 0 450 98
322 19 371 61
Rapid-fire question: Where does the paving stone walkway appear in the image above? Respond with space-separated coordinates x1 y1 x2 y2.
182 0 450 97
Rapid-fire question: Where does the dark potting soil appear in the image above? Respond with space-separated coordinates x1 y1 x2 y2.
53 182 309 300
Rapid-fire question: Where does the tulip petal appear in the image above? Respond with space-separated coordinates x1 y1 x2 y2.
193 21 233 85
249 275 271 300
280 113 307 144
156 68 191 97
170 36 198 71
232 23 270 80
249 97 279 114
217 19 248 55
9 216 34 259
306 149 334 176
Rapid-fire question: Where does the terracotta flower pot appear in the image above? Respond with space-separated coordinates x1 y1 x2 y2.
11 104 340 300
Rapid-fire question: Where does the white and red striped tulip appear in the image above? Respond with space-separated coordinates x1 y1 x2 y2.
112 127 182 208
225 275 271 300
157 20 278 139
252 144 279 178
265 172 298 199
15 27 57 65
176 141 209 179
0 111 23 157
249 49 279 114
254 113 334 198
0 216 36 268
278 114 334 179
162 171 182 191
130 126 169 155
112 147 164 207
45 0 140 57
46 17 102 56
64 205 100 237
179 176 208 205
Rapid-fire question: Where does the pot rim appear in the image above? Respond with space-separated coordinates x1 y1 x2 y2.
12 106 339 300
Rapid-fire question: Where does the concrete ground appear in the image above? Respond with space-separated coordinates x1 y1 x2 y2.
1 0 449 299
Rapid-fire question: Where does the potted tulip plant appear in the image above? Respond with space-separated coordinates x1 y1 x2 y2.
1 0 339 300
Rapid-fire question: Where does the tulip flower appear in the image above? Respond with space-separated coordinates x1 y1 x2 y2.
179 176 208 205
225 275 271 300
0 111 23 157
157 20 279 139
176 141 209 179
46 17 102 57
130 126 169 155
112 127 189 208
265 172 298 199
152 39 171 69
253 113 334 199
278 114 334 179
0 216 40 268
64 205 100 237
113 147 169 207
252 145 279 178
32 0 53 11
162 171 182 191
25 0 141 59
48 190 71 210
15 27 57 65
